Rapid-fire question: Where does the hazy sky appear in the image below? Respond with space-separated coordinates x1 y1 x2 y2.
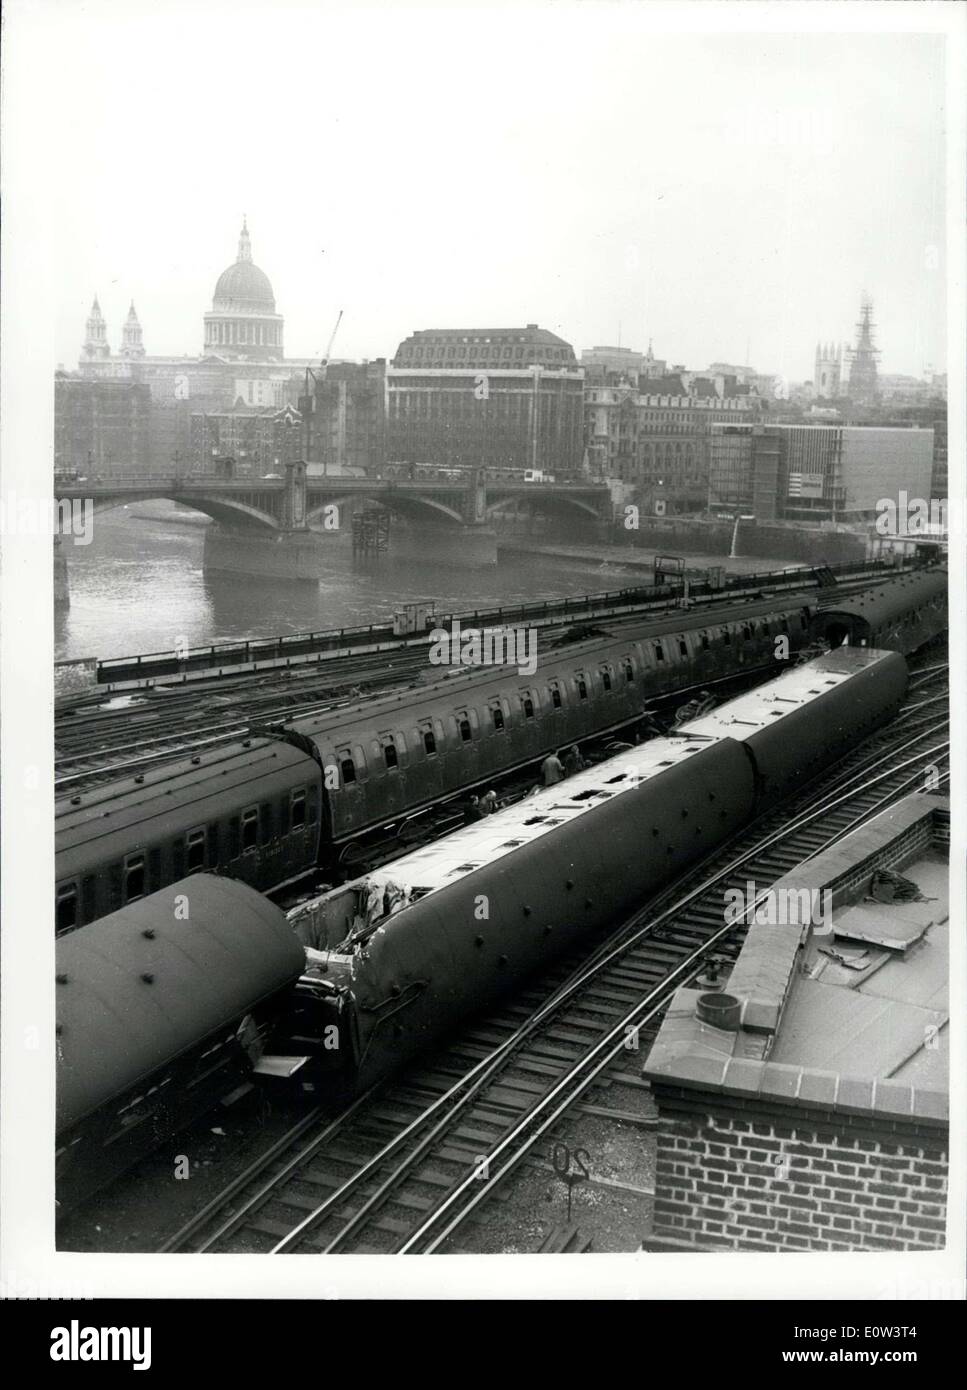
12 1 949 381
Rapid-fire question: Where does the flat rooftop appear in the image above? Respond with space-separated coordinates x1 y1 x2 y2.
644 794 949 1126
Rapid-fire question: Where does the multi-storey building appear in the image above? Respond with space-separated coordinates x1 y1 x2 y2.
188 403 303 477
585 372 762 513
707 423 782 519
386 327 585 474
299 360 387 474
765 425 934 524
54 375 153 476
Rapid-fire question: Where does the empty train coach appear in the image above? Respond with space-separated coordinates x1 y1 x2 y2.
55 593 817 931
809 567 946 654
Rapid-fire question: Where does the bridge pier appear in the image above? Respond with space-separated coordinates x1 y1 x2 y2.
54 535 70 607
203 525 342 581
390 521 498 568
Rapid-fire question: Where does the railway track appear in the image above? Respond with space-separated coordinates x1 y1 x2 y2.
55 575 907 791
158 657 948 1256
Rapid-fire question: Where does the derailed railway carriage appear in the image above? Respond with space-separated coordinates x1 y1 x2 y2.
279 648 908 1091
56 648 909 1207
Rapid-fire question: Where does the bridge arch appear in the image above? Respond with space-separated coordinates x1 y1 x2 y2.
484 490 604 521
87 492 281 531
305 490 466 528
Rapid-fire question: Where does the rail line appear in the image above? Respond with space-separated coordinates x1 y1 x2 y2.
159 658 948 1256
54 575 904 791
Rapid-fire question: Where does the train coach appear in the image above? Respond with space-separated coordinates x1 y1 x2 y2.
808 566 946 655
56 875 306 1209
280 647 908 1093
56 648 909 1205
55 592 817 931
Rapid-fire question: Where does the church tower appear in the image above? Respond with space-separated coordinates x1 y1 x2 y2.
813 341 842 399
120 302 145 359
82 296 111 361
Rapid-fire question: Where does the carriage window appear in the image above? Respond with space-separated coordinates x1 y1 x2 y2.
458 715 473 742
290 790 307 830
623 661 634 683
338 750 357 784
186 828 206 870
742 626 752 641
653 643 665 663
722 628 732 645
241 808 259 852
799 616 807 630
56 883 77 934
549 680 563 707
521 694 535 719
124 853 146 902
383 737 399 770
491 704 505 731
422 725 437 755
780 617 789 633
678 638 688 657
601 667 612 691
700 632 710 651
576 676 588 699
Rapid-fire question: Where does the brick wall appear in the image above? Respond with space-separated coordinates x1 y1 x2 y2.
651 1098 947 1252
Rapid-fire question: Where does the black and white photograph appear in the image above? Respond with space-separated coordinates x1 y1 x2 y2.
1 0 964 1332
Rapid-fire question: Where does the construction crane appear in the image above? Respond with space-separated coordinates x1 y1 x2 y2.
302 311 345 473
319 309 343 379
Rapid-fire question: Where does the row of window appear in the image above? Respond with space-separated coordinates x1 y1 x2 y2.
328 618 805 786
330 664 636 786
55 789 311 933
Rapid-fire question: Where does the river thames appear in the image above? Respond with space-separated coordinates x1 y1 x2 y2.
55 509 653 662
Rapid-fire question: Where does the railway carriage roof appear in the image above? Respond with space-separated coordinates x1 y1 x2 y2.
288 591 815 745
679 647 903 743
814 568 946 628
291 648 902 922
56 875 305 1130
291 734 734 917
56 738 312 865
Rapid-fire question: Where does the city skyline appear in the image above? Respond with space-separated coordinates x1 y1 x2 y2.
29 5 946 383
